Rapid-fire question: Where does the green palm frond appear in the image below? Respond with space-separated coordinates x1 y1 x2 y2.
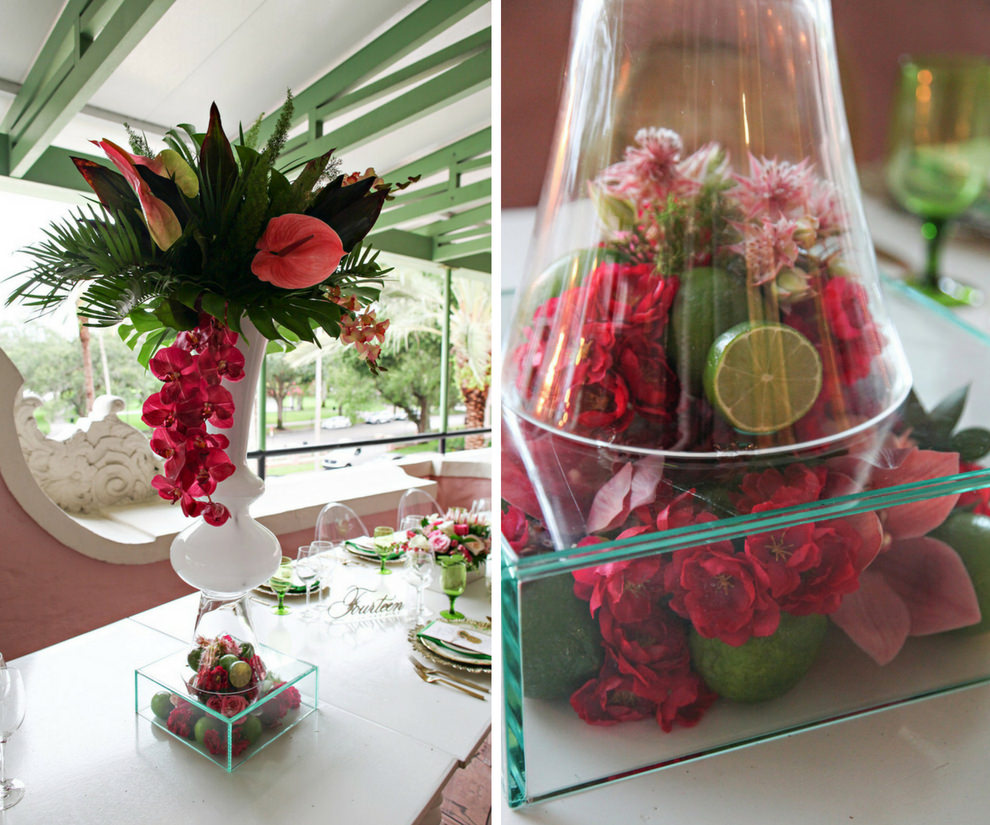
6 204 171 324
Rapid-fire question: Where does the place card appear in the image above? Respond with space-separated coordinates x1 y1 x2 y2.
418 619 492 658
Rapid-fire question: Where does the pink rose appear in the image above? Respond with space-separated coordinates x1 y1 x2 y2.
428 531 451 553
221 694 249 718
453 523 469 536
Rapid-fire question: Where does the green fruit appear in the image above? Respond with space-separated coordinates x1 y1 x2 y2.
704 321 822 435
689 612 828 703
932 511 990 634
194 715 225 744
520 574 604 700
240 715 263 745
187 648 202 671
239 642 255 660
670 267 749 395
150 691 174 721
218 654 239 672
228 660 252 689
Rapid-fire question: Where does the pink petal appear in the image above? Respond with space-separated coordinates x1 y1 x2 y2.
872 536 980 636
587 462 634 533
830 570 911 665
874 449 960 539
837 511 884 572
628 457 665 511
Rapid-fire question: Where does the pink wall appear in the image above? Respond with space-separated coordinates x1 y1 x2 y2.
0 473 491 661
502 0 990 208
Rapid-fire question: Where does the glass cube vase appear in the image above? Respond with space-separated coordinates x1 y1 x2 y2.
135 639 318 772
502 278 990 806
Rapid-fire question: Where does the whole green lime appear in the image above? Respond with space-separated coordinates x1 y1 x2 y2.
228 660 252 689
240 715 263 745
218 654 239 672
194 714 225 744
239 642 255 660
932 511 990 634
150 691 174 721
187 647 202 671
520 574 604 700
669 267 749 396
689 612 828 703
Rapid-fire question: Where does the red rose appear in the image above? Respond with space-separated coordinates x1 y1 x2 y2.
615 333 678 421
203 728 226 755
779 520 863 615
665 547 780 646
501 506 530 552
166 706 196 739
572 373 632 433
734 464 827 514
586 263 677 329
744 524 820 599
823 277 872 341
221 695 249 717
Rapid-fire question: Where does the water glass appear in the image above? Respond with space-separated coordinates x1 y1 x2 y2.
295 545 320 622
405 548 434 623
0 666 26 810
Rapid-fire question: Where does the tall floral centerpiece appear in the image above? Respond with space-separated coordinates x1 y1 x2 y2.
10 94 412 638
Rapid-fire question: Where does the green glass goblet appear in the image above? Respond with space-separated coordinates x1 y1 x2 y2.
373 525 395 575
269 556 294 615
440 556 467 621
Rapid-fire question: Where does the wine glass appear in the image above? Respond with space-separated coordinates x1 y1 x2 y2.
372 525 396 575
309 539 335 605
295 545 320 622
439 556 467 621
885 54 990 306
269 556 294 615
400 515 423 534
405 548 434 623
0 666 26 810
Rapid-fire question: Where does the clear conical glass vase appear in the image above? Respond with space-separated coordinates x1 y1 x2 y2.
503 0 912 549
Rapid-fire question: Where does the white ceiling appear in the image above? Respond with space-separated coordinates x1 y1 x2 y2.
0 0 491 176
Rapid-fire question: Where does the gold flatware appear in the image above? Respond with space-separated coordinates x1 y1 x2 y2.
458 630 482 644
412 666 486 700
409 656 490 694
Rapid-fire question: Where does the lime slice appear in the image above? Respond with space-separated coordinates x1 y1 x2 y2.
228 660 253 689
704 321 822 434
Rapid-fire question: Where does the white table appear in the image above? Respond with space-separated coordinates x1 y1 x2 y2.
6 561 491 825
500 202 990 822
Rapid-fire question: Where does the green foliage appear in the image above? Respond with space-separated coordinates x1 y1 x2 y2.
904 386 990 462
7 94 402 361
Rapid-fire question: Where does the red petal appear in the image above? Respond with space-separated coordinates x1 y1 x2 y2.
872 536 980 636
830 570 911 665
587 462 634 533
874 449 960 539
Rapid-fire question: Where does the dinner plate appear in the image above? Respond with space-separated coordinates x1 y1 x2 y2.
409 620 492 673
255 580 320 597
344 539 405 563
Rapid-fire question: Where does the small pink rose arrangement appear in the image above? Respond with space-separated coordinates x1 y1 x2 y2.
402 508 491 569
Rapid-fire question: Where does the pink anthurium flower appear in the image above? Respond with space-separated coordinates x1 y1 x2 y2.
93 139 183 251
251 214 345 289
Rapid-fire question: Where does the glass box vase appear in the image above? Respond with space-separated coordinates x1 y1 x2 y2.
501 0 990 807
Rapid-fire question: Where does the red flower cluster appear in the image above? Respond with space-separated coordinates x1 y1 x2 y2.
166 703 197 739
258 682 302 728
203 727 250 757
571 551 716 731
513 261 679 446
144 315 244 526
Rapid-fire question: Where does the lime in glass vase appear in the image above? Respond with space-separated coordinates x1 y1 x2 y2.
885 54 990 306
439 556 467 621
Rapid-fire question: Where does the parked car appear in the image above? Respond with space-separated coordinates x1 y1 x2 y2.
321 447 362 470
362 410 393 425
320 415 352 430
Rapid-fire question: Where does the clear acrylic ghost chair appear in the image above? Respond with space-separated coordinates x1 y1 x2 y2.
396 488 442 530
315 502 369 546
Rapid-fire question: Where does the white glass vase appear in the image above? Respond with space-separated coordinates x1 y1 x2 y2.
169 319 281 640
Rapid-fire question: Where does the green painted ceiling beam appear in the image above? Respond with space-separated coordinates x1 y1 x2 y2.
419 204 491 236
279 48 490 171
376 178 491 229
437 225 490 243
441 252 490 274
366 228 435 261
254 0 487 148
3 0 175 178
385 128 490 181
434 235 491 262
315 28 490 123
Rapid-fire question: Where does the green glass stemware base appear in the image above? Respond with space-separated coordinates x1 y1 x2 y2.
906 275 983 308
